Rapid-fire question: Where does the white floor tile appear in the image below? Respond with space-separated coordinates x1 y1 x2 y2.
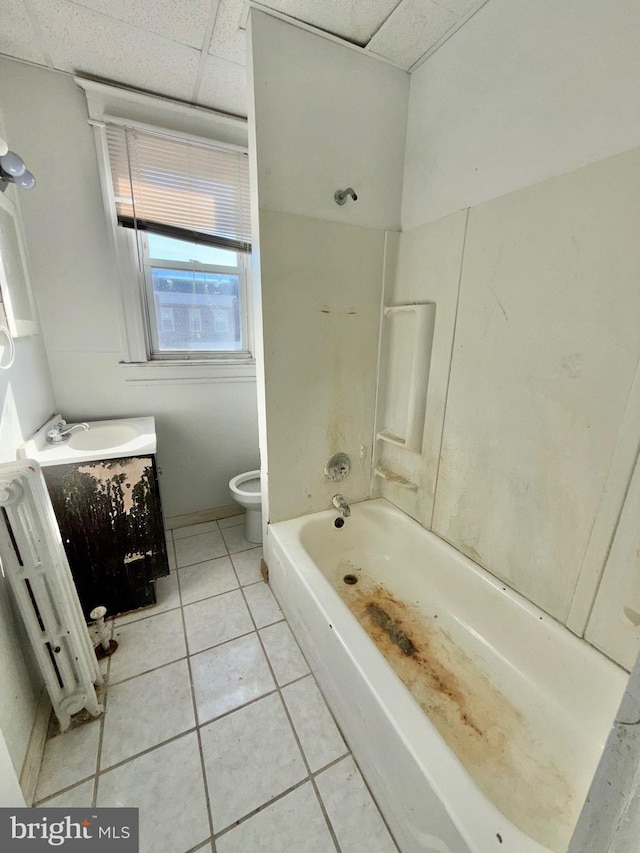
38 778 95 808
191 633 275 724
282 675 347 772
221 525 256 554
178 556 238 606
110 609 186 684
243 581 283 628
259 622 310 686
216 782 335 853
316 756 398 853
115 572 180 626
166 537 176 571
183 589 253 655
230 547 263 586
173 521 218 542
175 530 227 567
35 720 101 802
101 659 195 769
173 520 219 539
97 733 209 853
201 693 306 832
218 513 244 529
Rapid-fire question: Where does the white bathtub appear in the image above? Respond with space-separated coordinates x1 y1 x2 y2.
267 498 627 853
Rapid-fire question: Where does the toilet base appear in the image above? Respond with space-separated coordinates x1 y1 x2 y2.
245 507 263 544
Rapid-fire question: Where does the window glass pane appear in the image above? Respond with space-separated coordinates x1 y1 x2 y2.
151 268 242 352
147 233 237 266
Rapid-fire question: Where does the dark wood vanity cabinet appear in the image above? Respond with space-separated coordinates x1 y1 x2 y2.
43 454 169 620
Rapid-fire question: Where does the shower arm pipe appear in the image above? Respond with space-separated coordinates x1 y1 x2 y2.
334 187 358 205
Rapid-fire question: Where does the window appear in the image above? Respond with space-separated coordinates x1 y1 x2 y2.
140 232 247 358
104 123 252 362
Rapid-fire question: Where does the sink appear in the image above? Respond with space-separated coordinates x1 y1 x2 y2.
68 423 141 452
18 415 156 467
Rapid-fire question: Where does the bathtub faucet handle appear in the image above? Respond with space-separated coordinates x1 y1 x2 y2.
332 494 351 518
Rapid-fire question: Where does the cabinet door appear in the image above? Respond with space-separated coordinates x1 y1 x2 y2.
44 455 169 619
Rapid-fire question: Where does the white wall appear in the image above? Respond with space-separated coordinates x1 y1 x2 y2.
259 209 384 522
403 0 640 229
250 11 408 231
0 58 259 518
0 172 54 796
249 11 409 523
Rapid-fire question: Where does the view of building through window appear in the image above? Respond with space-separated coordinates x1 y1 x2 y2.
144 234 245 354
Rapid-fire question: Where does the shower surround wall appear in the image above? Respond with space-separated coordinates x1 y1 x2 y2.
248 10 409 524
374 0 640 669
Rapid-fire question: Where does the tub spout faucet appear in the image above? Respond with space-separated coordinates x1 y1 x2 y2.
332 494 351 518
46 420 90 444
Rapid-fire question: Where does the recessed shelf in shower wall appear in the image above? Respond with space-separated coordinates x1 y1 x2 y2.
376 302 436 455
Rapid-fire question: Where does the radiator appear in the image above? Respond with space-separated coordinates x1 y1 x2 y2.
0 459 103 732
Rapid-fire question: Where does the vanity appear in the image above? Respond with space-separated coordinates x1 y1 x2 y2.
19 415 169 620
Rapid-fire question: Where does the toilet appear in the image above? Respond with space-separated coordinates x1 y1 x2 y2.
229 470 262 544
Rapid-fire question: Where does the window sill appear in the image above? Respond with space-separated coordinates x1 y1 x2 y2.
120 359 257 385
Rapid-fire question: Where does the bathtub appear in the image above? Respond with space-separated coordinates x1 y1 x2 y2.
267 498 627 853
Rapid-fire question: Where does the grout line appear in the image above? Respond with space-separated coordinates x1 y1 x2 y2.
211 777 310 841
98 726 199 776
34 772 96 807
234 578 342 851
184 840 214 853
178 560 218 853
35 531 394 849
327 753 401 852
197 687 279 730
106 652 190 688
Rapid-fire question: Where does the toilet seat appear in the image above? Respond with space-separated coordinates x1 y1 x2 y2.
229 470 261 507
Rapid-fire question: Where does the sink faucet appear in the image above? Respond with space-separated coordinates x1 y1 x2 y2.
332 494 351 518
46 420 90 444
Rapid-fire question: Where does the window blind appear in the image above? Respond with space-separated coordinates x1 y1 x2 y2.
105 124 251 252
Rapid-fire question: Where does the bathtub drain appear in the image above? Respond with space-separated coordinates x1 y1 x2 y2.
343 574 358 585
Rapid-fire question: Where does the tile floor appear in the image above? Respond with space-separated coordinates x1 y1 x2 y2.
34 514 399 853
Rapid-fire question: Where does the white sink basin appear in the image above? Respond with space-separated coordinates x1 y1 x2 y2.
18 415 157 467
68 423 141 452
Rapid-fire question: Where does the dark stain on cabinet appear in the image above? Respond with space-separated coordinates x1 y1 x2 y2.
43 455 169 620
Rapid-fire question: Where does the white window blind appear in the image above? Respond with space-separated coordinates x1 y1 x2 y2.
105 124 251 252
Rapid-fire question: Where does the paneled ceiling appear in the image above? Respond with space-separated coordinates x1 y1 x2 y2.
1 0 490 117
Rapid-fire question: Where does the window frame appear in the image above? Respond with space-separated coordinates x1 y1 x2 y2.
79 76 256 382
138 231 252 361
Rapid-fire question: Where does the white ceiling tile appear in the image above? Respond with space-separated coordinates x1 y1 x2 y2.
28 0 200 101
196 54 247 116
263 0 400 46
431 0 486 18
0 0 49 65
65 0 214 49
208 0 246 65
367 0 457 69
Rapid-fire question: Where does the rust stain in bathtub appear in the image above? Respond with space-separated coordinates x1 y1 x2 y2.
351 582 486 741
365 603 417 657
333 560 577 852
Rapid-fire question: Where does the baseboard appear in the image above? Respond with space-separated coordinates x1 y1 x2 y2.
165 504 243 530
20 689 51 805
